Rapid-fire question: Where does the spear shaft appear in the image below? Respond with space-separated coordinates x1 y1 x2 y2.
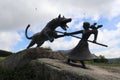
56 31 108 47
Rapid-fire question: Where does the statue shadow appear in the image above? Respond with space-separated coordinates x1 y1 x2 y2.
62 61 91 70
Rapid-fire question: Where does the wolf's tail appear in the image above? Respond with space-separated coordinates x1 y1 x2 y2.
25 24 32 39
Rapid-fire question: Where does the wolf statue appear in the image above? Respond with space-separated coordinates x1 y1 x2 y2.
25 15 72 49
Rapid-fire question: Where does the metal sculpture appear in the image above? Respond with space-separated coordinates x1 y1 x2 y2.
25 15 72 49
59 22 105 68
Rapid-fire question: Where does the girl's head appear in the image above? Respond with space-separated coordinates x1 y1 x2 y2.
83 22 90 30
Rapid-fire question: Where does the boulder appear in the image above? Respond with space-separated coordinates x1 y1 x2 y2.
0 48 64 70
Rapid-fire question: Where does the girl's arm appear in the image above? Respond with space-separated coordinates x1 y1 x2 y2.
92 29 98 43
65 30 83 36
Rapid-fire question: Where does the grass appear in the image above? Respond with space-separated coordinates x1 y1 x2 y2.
0 57 6 62
86 61 120 67
86 61 120 73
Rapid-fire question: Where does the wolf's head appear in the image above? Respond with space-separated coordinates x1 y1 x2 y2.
58 14 72 30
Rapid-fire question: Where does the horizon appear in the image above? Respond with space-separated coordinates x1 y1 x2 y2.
0 0 120 58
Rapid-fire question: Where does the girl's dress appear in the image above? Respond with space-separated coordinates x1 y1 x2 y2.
59 30 97 60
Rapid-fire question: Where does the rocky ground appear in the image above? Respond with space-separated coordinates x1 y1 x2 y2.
0 48 119 80
31 58 120 80
0 47 65 70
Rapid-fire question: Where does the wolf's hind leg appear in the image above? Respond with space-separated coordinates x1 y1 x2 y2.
27 41 35 49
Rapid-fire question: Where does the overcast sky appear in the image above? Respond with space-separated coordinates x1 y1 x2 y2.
0 0 120 58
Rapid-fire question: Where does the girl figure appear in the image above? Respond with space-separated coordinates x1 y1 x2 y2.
60 22 98 68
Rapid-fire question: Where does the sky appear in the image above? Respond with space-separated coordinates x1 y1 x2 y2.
0 0 120 58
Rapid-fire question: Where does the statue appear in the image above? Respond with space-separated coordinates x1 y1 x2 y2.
59 22 103 68
25 15 72 49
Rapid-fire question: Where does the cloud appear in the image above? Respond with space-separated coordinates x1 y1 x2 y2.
0 31 22 51
86 22 120 58
50 0 120 20
96 47 120 58
0 0 60 31
1 0 120 31
43 37 79 50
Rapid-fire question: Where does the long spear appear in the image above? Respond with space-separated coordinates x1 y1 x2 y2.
56 31 108 47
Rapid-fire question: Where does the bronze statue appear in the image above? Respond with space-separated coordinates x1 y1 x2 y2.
59 22 102 68
25 15 72 49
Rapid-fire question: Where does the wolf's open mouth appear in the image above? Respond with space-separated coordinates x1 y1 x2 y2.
61 18 72 30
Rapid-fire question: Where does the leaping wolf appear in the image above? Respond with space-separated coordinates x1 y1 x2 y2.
25 15 72 49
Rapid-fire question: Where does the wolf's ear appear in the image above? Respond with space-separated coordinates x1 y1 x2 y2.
58 14 61 18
